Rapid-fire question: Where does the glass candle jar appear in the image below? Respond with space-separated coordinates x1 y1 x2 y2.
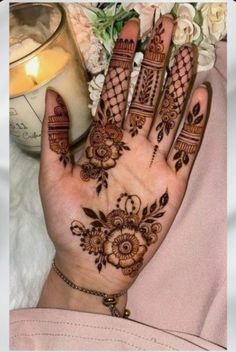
10 3 92 153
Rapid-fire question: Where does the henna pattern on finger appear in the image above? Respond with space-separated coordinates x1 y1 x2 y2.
173 102 203 172
70 191 169 277
150 46 194 166
80 39 136 194
48 94 70 167
128 21 166 136
100 39 135 125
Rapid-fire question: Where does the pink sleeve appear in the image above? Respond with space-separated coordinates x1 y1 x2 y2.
10 308 225 351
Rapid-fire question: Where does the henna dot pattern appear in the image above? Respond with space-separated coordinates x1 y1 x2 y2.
70 191 169 277
173 102 203 172
48 94 70 167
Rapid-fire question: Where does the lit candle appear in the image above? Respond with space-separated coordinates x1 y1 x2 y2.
10 3 92 153
25 57 39 86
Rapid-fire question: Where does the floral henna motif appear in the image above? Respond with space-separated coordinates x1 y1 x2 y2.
80 102 130 194
173 102 203 172
48 94 70 167
128 21 165 136
150 46 194 166
70 191 169 278
80 39 136 194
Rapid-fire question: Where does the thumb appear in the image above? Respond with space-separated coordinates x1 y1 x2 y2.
40 88 72 184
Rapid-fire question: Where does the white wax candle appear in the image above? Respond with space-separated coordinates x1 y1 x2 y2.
10 38 41 63
10 44 91 152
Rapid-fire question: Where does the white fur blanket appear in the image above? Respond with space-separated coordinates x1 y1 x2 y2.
10 142 54 309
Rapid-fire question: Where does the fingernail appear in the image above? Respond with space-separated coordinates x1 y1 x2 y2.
128 17 140 24
163 14 174 20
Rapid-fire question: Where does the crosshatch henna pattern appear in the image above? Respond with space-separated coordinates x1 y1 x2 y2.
48 94 70 167
70 191 169 277
102 39 135 125
80 39 136 194
128 21 165 136
173 102 203 172
150 46 194 166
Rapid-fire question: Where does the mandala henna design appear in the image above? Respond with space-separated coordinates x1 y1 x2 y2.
173 102 203 172
150 46 194 166
70 191 169 277
48 94 70 167
80 38 136 194
128 21 166 136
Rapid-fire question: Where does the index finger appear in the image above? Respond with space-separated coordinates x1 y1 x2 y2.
96 19 140 127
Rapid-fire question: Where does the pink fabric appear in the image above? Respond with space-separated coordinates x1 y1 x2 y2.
128 41 227 347
10 308 225 350
10 42 226 350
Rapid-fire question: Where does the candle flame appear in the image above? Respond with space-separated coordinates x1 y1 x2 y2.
25 56 39 79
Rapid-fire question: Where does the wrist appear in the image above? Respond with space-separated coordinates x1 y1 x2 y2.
37 255 128 317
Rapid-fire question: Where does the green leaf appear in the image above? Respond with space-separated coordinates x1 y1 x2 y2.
103 3 117 17
194 9 203 26
171 3 179 18
115 20 124 33
193 31 203 46
82 6 99 24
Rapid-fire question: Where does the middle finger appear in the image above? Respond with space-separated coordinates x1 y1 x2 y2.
124 16 174 137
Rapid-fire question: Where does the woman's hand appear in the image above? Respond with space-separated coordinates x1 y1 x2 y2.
38 17 209 315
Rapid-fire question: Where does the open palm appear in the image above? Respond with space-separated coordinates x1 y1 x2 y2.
39 17 209 296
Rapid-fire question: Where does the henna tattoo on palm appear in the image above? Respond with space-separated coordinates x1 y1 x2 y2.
80 39 135 194
173 102 203 172
128 21 165 136
48 94 70 167
80 102 130 194
70 191 169 278
150 46 194 166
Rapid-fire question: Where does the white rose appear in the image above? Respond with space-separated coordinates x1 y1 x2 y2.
122 3 174 37
173 18 201 45
198 3 227 44
88 74 105 116
176 3 195 20
173 4 201 45
197 38 216 72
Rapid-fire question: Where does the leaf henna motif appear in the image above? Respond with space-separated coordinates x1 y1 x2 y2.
70 191 169 277
173 102 203 172
128 21 166 136
150 46 194 167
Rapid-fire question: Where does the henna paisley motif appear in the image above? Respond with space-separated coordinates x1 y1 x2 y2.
70 191 169 277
